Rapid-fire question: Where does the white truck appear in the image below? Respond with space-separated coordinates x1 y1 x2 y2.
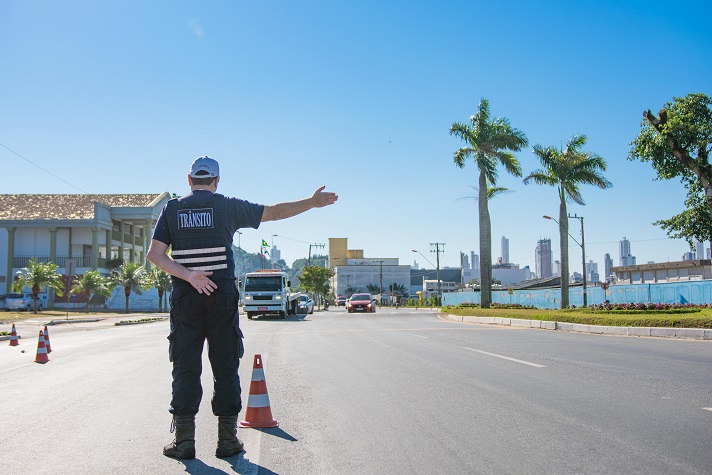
242 270 302 319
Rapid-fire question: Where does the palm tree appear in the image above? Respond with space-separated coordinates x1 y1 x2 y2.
112 262 147 314
12 259 65 314
70 270 113 312
523 134 612 308
147 267 172 312
450 98 528 308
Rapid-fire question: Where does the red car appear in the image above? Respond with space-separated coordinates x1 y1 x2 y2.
347 293 376 313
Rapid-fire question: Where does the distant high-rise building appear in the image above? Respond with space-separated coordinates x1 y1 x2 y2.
604 253 613 280
619 237 635 265
682 251 696 261
471 252 479 270
696 240 705 259
535 238 553 279
552 260 561 277
460 252 469 269
586 260 599 283
501 236 509 264
271 245 281 263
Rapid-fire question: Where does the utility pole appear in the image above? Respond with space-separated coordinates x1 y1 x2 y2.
568 214 587 307
372 259 384 304
308 243 324 266
430 243 445 303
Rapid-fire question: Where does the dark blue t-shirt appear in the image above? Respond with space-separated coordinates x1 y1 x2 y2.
152 190 264 247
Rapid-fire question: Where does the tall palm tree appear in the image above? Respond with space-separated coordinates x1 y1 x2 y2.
70 270 113 312
450 98 528 308
112 262 147 314
147 267 172 312
523 134 612 308
12 259 65 314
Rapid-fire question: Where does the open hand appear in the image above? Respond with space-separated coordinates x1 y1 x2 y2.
311 186 338 208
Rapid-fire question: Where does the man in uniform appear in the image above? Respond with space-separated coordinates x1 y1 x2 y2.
147 156 338 459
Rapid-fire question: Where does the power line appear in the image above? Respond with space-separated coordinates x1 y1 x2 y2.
0 141 89 193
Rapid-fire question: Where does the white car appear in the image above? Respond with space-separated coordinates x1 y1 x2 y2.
5 293 43 312
296 295 314 314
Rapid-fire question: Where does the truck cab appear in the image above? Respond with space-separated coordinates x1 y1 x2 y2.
242 270 301 319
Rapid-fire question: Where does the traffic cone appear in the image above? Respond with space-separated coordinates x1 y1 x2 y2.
9 324 19 346
43 325 52 353
239 354 278 428
34 330 49 364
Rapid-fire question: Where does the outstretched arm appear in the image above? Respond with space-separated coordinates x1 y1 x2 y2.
146 240 218 295
261 186 338 222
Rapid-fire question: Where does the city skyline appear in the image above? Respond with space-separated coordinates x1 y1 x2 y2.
1 1 710 269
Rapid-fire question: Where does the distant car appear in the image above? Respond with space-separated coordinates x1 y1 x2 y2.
347 293 376 313
335 296 346 306
296 295 314 314
5 293 43 312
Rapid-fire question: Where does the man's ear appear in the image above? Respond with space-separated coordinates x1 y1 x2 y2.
188 175 193 186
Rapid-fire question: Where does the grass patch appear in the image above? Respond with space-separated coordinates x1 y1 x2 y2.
442 305 712 328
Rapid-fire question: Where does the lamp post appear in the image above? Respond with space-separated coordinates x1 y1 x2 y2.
412 249 440 302
543 214 587 307
568 214 587 307
236 231 242 290
371 259 384 304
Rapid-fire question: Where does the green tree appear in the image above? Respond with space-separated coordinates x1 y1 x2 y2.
12 259 65 314
297 265 333 309
366 283 383 295
450 98 528 308
524 134 611 308
652 182 711 249
111 262 147 314
147 267 172 312
70 270 113 312
629 93 712 244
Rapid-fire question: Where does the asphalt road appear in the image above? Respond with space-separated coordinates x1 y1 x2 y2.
1 307 710 474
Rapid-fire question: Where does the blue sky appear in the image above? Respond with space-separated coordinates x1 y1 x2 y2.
2 1 711 271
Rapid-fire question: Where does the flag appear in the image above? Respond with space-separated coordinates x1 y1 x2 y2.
262 240 269 247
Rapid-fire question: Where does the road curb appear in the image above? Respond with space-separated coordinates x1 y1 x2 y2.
443 314 711 340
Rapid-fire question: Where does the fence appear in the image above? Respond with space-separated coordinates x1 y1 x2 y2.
442 280 712 309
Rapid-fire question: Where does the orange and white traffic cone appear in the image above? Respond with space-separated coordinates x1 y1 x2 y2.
34 330 49 364
43 325 52 353
9 324 19 346
239 354 278 428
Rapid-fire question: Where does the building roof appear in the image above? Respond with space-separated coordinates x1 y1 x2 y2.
0 194 168 220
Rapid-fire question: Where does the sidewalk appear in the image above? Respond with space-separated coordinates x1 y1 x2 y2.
442 313 712 340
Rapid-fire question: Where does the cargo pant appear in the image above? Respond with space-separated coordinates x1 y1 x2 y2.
167 282 244 416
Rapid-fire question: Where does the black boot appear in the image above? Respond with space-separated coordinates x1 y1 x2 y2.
163 415 196 459
216 415 244 458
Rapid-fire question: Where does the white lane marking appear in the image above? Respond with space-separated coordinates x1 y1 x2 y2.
463 347 546 368
703 407 712 412
407 333 428 339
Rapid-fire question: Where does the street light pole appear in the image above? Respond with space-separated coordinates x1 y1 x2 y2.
569 214 587 307
372 259 384 304
544 214 587 307
236 231 242 290
430 243 445 304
